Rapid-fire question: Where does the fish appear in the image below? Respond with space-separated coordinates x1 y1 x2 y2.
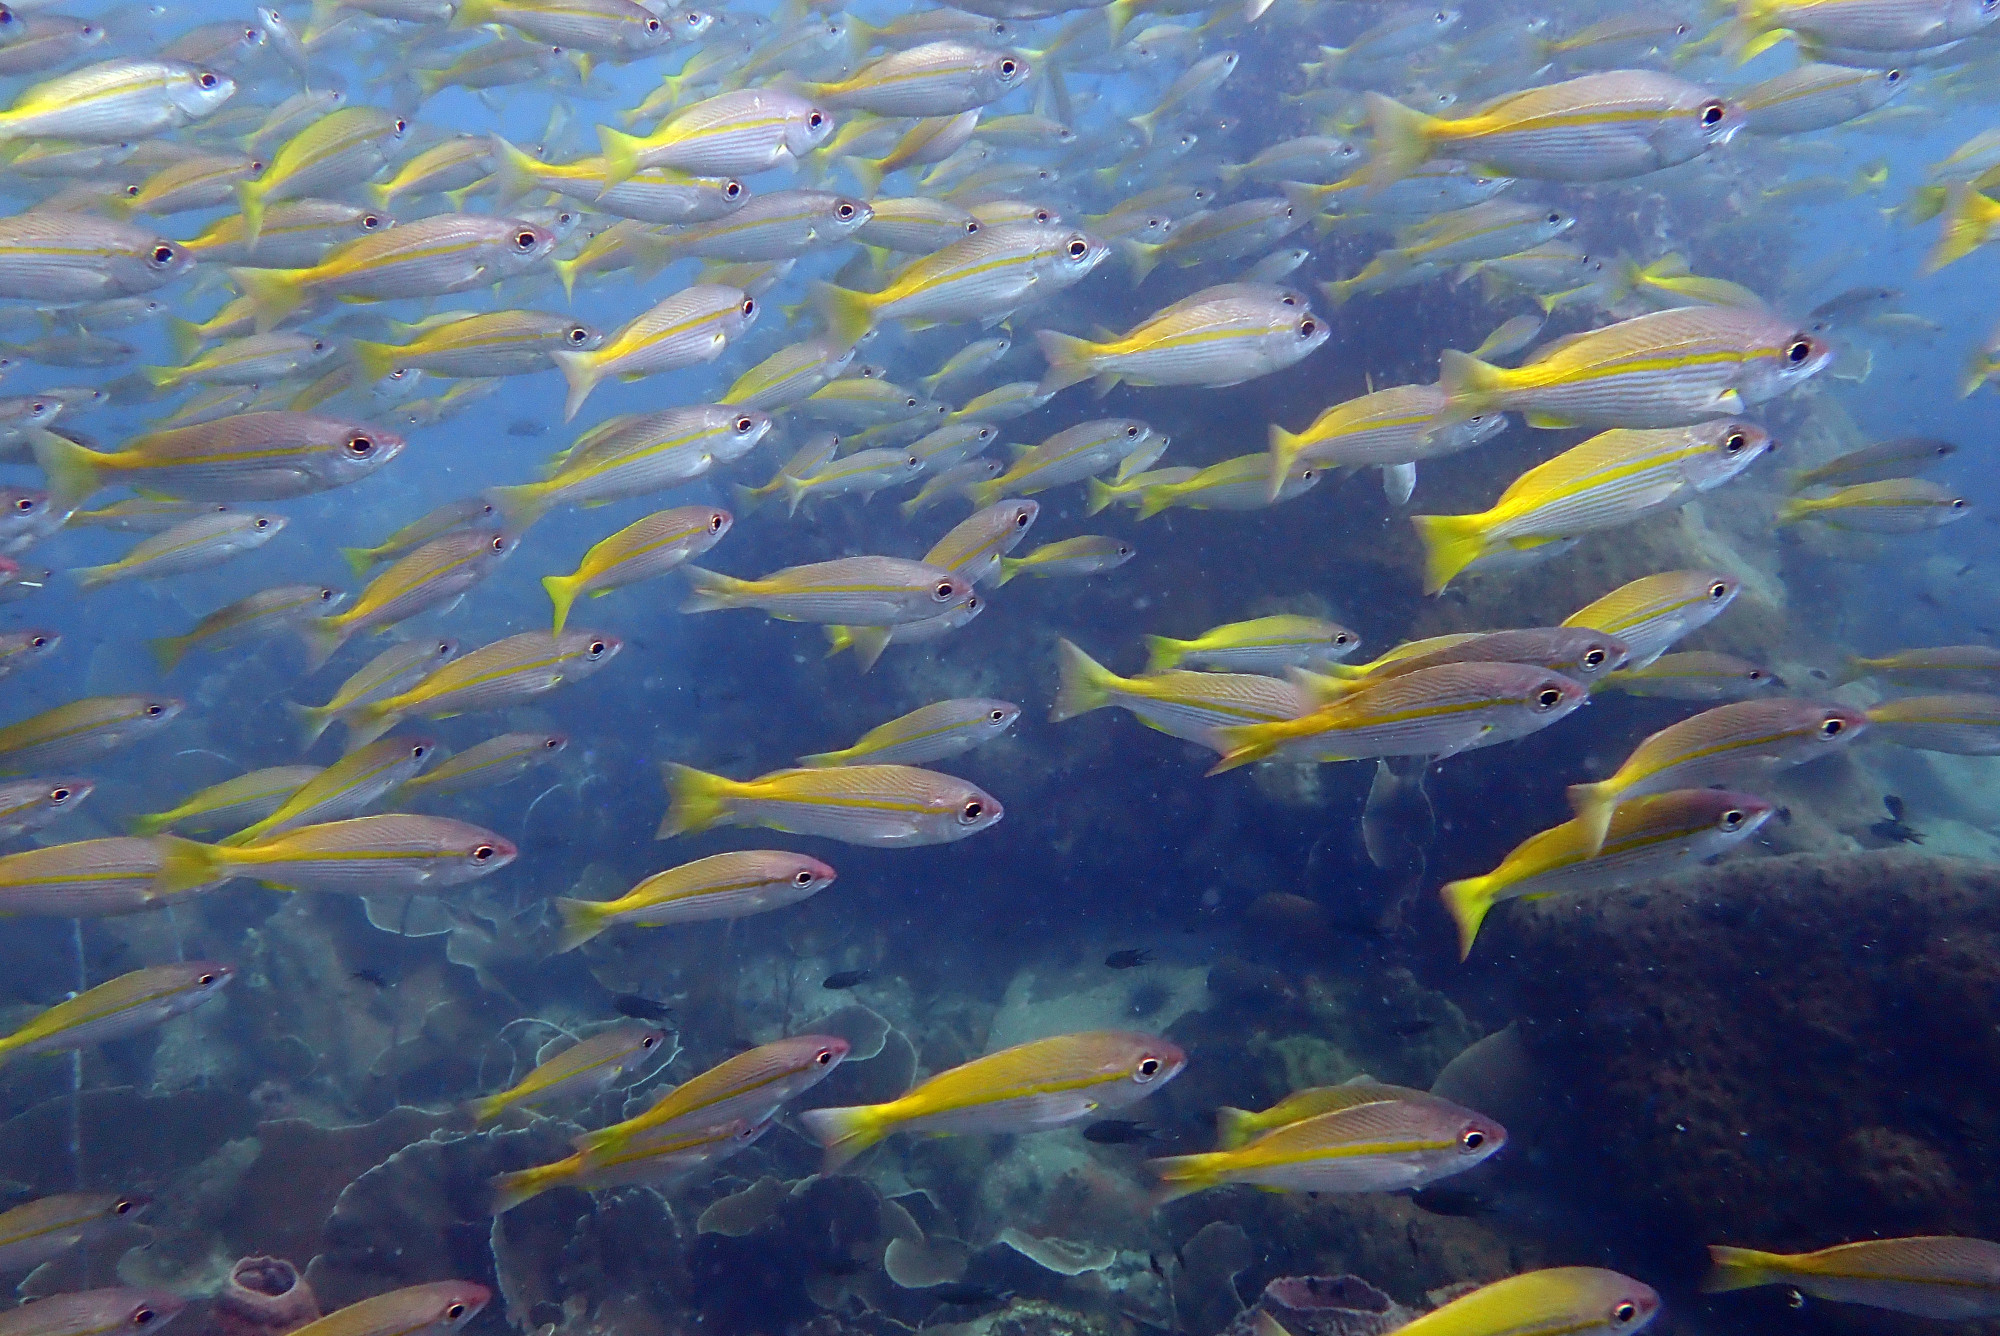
301 529 516 669
490 406 770 531
1266 382 1508 502
1037 283 1328 395
720 337 858 410
337 630 622 749
571 1034 849 1157
798 699 1020 767
1412 422 1773 593
157 815 517 897
1296 628 1631 702
1379 1270 1658 1336
1865 694 2000 754
1143 617 1361 673
1598 652 1779 700
805 41 1030 116
0 1193 149 1277
237 106 408 243
1441 790 1776 958
1704 1237 2000 1317
996 536 1136 584
0 777 93 842
280 1282 488 1336
129 767 321 838
0 213 194 304
919 498 1038 587
823 970 871 990
0 57 235 143
1366 72 1743 184
1563 570 1741 670
681 556 974 625
490 1118 768 1214
1207 663 1589 773
800 1030 1185 1171
1148 1090 1504 1202
554 850 837 950
1438 307 1830 430
393 733 567 803
0 628 61 677
352 311 606 383
1790 436 1956 489
1741 63 1910 135
660 762 1003 846
143 331 337 391
1051 640 1310 751
1727 0 2000 63
969 419 1163 506
31 412 406 506
596 87 833 185
1105 949 1151 968
1212 1081 1435 1149
0 962 232 1065
0 695 181 773
71 510 284 592
1567 700 1870 855
1777 478 1971 531
223 737 439 846
464 1021 667 1125
1120 455 1321 519
1843 645 2000 690
550 283 757 420
289 638 461 750
0 1288 188 1336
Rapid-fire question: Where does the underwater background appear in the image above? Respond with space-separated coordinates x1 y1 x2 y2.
0 2 1998 1336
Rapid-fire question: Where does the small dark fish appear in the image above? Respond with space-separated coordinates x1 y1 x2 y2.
351 968 388 987
612 993 674 1022
1869 818 1923 845
927 1285 1007 1306
1104 949 1152 968
1775 806 1792 825
822 969 871 989
1388 1018 1437 1036
1149 1252 1167 1279
1083 1119 1159 1144
1884 793 1906 820
1411 1185 1495 1217
506 419 547 437
820 1257 869 1277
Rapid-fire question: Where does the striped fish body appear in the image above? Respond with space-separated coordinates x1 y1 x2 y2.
563 851 834 936
0 962 230 1062
824 223 1108 338
164 815 516 895
659 762 1002 845
1441 307 1830 429
470 1022 665 1122
362 631 621 726
1706 1235 2000 1318
652 190 871 262
1846 645 2000 689
0 213 193 302
808 41 1030 116
1039 283 1325 393
1866 693 2000 753
0 696 181 773
604 87 832 178
799 698 1020 767
0 1194 145 1276
1149 1094 1502 1196
0 838 197 918
0 60 234 143
1778 478 1970 531
575 1035 849 1155
1737 0 1999 52
1564 569 1740 668
1051 641 1309 749
1741 63 1907 134
683 557 972 625
1599 651 1777 700
254 108 405 209
1272 383 1507 473
924 500 1038 583
1576 699 1868 812
537 408 771 512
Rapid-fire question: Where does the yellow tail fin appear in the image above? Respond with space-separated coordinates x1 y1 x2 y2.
1409 512 1488 595
128 810 175 838
1438 874 1496 960
1083 476 1118 517
846 626 891 673
298 616 352 674
285 699 337 751
1362 92 1439 186
1435 347 1510 418
1141 635 1187 673
1143 1151 1221 1207
1212 1106 1259 1151
551 896 606 953
1050 639 1118 722
148 634 192 674
811 281 877 350
797 1103 890 1174
351 339 403 385
1034 329 1101 396
656 762 735 838
154 836 230 897
1564 780 1618 858
1266 423 1308 502
678 566 752 613
543 573 582 638
550 348 604 422
1701 1245 1781 1293
339 546 380 579
1923 186 1999 275
29 429 108 509
488 136 542 206
489 1156 578 1214
487 482 554 536
228 265 308 333
597 125 646 187
235 178 269 247
165 316 206 366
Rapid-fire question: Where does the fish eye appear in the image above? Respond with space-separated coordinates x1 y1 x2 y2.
647 16 660 28
1747 669 1766 680
723 180 743 198
1117 544 1132 555
1886 68 1903 82
198 71 219 88
1819 717 1845 738
243 26 258 39
708 512 725 531
145 704 164 717
1612 1303 1638 1325
1067 239 1088 258
815 1046 836 1064
49 787 70 802
963 219 981 233
253 517 271 530
734 415 756 432
346 435 374 456
960 799 985 822
1014 510 1030 527
410 743 429 758
1674 21 1689 32
489 535 508 552
789 868 818 887
125 184 140 197
1786 338 1812 364
1952 497 1969 509
445 1305 466 1321
965 595 980 611
1709 581 1729 599
1333 632 1354 645
1721 808 1747 831
1546 211 1563 225
835 202 855 220
989 709 1007 722
361 214 383 229
28 634 46 646
198 971 218 985
514 230 538 249
113 1197 135 1214
1299 318 1317 337
587 640 608 656
318 588 335 601
642 1034 659 1047
807 110 826 129
1724 430 1748 452
394 119 408 133
934 580 956 600
741 297 756 316
1535 687 1563 709
1583 648 1606 668
567 325 590 344
1136 1056 1163 1080
1700 101 1725 126
132 1309 156 1327
11 496 31 512
1460 1128 1485 1150
470 845 497 862
1000 58 1019 76
150 243 177 266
